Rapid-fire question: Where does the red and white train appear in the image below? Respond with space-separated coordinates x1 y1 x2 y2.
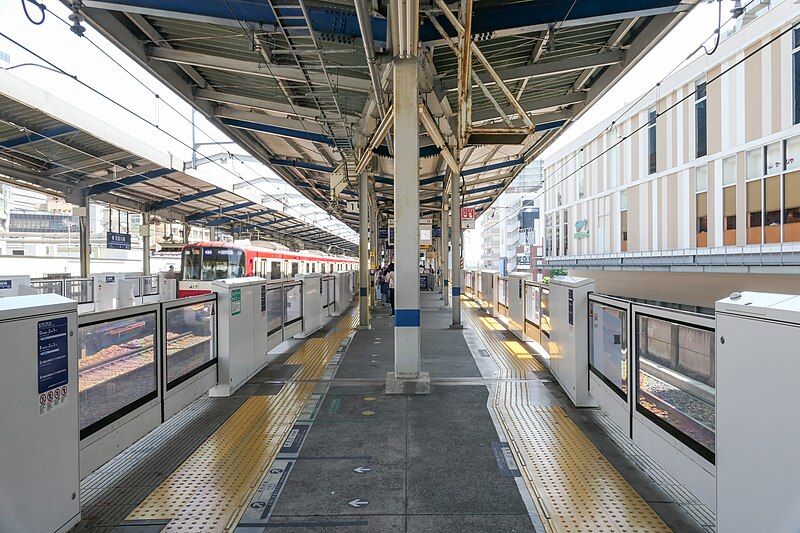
179 240 358 297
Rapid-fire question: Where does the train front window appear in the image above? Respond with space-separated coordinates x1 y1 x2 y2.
183 248 202 280
182 247 245 280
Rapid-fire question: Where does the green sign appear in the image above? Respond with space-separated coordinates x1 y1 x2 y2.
574 219 589 239
231 288 242 316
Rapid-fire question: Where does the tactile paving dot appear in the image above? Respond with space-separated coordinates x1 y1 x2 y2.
127 310 357 531
463 299 669 532
495 404 669 532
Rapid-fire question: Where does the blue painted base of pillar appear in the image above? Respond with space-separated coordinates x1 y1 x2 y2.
395 309 420 327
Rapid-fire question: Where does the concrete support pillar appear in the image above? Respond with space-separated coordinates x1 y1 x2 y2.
359 172 370 328
370 189 379 307
386 56 429 394
450 174 462 328
142 212 151 276
78 193 90 278
441 205 450 308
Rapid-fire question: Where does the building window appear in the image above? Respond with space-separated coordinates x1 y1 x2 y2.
562 209 569 256
607 130 619 189
554 211 561 256
784 171 800 242
577 149 586 199
722 156 737 186
620 190 628 252
766 141 782 175
696 165 708 248
786 134 800 171
793 28 799 125
746 179 762 244
723 184 736 245
765 175 781 243
545 214 553 257
695 80 707 158
746 148 763 180
647 108 657 174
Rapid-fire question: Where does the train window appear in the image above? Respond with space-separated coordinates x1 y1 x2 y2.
270 261 282 280
306 262 310 274
321 263 326 274
183 247 244 281
311 263 316 273
291 262 299 276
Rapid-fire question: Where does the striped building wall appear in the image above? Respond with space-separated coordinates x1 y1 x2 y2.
543 0 800 258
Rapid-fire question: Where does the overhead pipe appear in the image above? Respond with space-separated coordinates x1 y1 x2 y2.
355 0 393 154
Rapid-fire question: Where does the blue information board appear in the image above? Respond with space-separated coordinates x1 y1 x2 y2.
107 231 131 250
37 317 69 394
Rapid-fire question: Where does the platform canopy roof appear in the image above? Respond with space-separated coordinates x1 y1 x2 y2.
0 70 357 253
70 0 697 225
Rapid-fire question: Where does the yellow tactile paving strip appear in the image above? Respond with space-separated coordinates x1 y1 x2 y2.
463 297 670 533
463 304 546 378
127 310 356 531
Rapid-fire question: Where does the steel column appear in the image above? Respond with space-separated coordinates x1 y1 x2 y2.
142 212 151 276
441 204 450 307
389 55 424 387
79 193 91 278
450 172 462 327
359 172 370 328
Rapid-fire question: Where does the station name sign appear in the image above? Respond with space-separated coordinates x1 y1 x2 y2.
107 231 132 250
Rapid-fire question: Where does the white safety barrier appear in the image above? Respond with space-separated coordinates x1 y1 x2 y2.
0 294 81 533
463 269 717 510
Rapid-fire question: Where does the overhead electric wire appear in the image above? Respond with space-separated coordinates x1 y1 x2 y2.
0 121 351 250
531 15 798 216
523 0 757 202
1 18 356 245
21 1 356 242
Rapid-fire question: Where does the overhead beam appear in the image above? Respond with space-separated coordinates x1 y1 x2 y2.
0 124 78 148
148 187 226 211
471 93 585 123
421 0 688 44
220 117 335 147
82 0 388 45
441 51 626 91
186 200 257 222
147 47 371 93
195 89 333 121
87 167 174 196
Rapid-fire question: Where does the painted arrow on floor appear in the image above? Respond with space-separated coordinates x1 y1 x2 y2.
353 466 371 474
348 499 369 508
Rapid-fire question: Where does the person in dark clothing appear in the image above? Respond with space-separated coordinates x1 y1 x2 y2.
386 263 395 316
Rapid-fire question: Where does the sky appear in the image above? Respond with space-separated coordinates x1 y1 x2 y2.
0 1 735 261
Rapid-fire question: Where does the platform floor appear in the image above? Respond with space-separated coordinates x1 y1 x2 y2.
74 293 714 532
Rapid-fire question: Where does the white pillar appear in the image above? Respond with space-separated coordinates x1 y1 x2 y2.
386 55 429 393
359 172 370 328
142 212 151 276
441 205 450 307
450 172 462 328
79 193 90 278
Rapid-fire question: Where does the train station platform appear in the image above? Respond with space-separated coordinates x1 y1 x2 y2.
72 293 712 532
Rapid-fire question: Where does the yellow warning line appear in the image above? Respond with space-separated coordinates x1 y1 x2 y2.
127 309 358 531
464 297 670 533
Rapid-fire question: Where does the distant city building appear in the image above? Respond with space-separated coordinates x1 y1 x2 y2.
480 160 543 274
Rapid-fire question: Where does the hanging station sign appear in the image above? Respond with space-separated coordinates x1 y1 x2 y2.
461 207 476 229
106 231 131 250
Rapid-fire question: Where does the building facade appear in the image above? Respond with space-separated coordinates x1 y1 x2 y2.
542 0 800 306
480 160 543 274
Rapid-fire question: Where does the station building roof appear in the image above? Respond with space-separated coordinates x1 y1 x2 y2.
0 69 357 253
71 0 699 224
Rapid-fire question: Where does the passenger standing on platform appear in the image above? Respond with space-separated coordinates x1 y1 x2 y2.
374 268 383 304
386 263 395 316
380 267 389 306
